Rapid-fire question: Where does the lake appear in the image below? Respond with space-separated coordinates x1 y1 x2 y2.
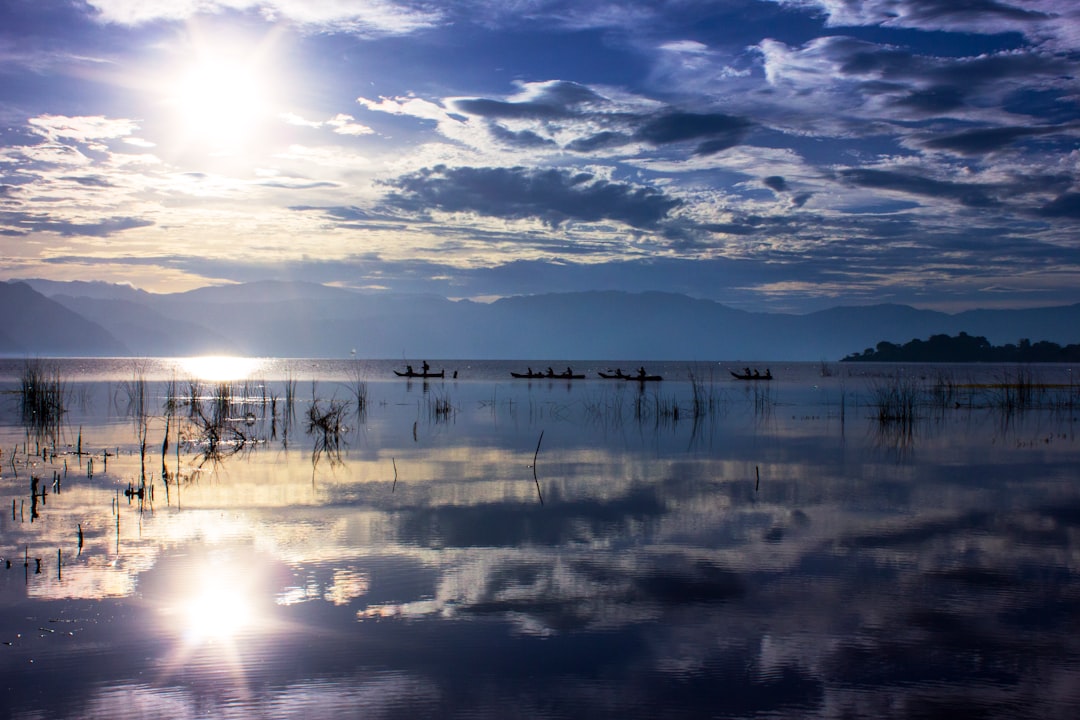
2 357 1079 719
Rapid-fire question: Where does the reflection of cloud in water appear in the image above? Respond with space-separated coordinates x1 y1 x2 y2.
5 367 1080 718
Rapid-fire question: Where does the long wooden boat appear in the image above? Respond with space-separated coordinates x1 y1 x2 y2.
512 371 585 379
395 369 444 378
729 371 771 381
599 371 662 381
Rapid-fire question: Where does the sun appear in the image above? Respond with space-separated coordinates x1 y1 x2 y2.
163 30 282 152
176 57 266 146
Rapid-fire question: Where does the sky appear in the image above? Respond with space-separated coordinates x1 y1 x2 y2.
2 0 1080 313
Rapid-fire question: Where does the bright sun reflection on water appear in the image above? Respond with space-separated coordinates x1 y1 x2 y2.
178 356 266 381
183 583 254 644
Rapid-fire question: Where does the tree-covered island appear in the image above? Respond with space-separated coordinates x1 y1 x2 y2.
843 332 1080 362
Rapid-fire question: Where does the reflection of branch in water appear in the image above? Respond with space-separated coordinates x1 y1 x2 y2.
872 416 917 461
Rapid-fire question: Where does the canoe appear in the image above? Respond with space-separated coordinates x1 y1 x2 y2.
511 371 546 379
395 369 444 378
513 371 585 379
729 371 771 381
599 371 662 381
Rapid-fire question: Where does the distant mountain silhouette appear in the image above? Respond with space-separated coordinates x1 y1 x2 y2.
7 279 1080 360
0 281 129 356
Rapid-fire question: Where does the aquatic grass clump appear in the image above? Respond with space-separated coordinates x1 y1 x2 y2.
688 371 726 419
870 374 921 425
426 391 455 422
988 367 1043 414
19 360 66 435
116 361 149 420
348 361 368 422
929 369 960 410
307 396 349 465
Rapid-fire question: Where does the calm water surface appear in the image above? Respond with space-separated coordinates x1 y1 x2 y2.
1 358 1079 719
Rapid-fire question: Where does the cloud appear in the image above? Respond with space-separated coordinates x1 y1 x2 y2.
453 81 603 120
381 165 682 229
775 0 1057 38
840 168 1002 208
634 112 754 155
763 176 788 192
28 115 139 142
920 124 1071 155
82 0 442 35
2 213 153 237
1038 192 1080 218
439 81 757 157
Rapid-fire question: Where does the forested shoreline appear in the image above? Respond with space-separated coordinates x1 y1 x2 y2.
843 332 1080 362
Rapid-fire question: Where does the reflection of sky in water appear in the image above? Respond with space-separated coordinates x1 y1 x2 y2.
1 360 1079 718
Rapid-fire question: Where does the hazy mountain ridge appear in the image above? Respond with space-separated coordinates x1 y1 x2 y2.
0 282 129 356
7 280 1080 360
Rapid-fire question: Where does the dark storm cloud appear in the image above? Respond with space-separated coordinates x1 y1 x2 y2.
921 125 1070 155
382 165 682 228
840 168 1001 207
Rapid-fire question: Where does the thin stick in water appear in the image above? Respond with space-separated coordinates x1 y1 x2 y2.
532 430 544 505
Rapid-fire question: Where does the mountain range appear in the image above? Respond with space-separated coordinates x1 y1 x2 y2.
3 279 1079 360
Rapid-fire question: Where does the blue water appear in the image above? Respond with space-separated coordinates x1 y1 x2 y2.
1 358 1079 718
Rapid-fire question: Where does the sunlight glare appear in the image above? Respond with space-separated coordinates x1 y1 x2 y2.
179 356 266 381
